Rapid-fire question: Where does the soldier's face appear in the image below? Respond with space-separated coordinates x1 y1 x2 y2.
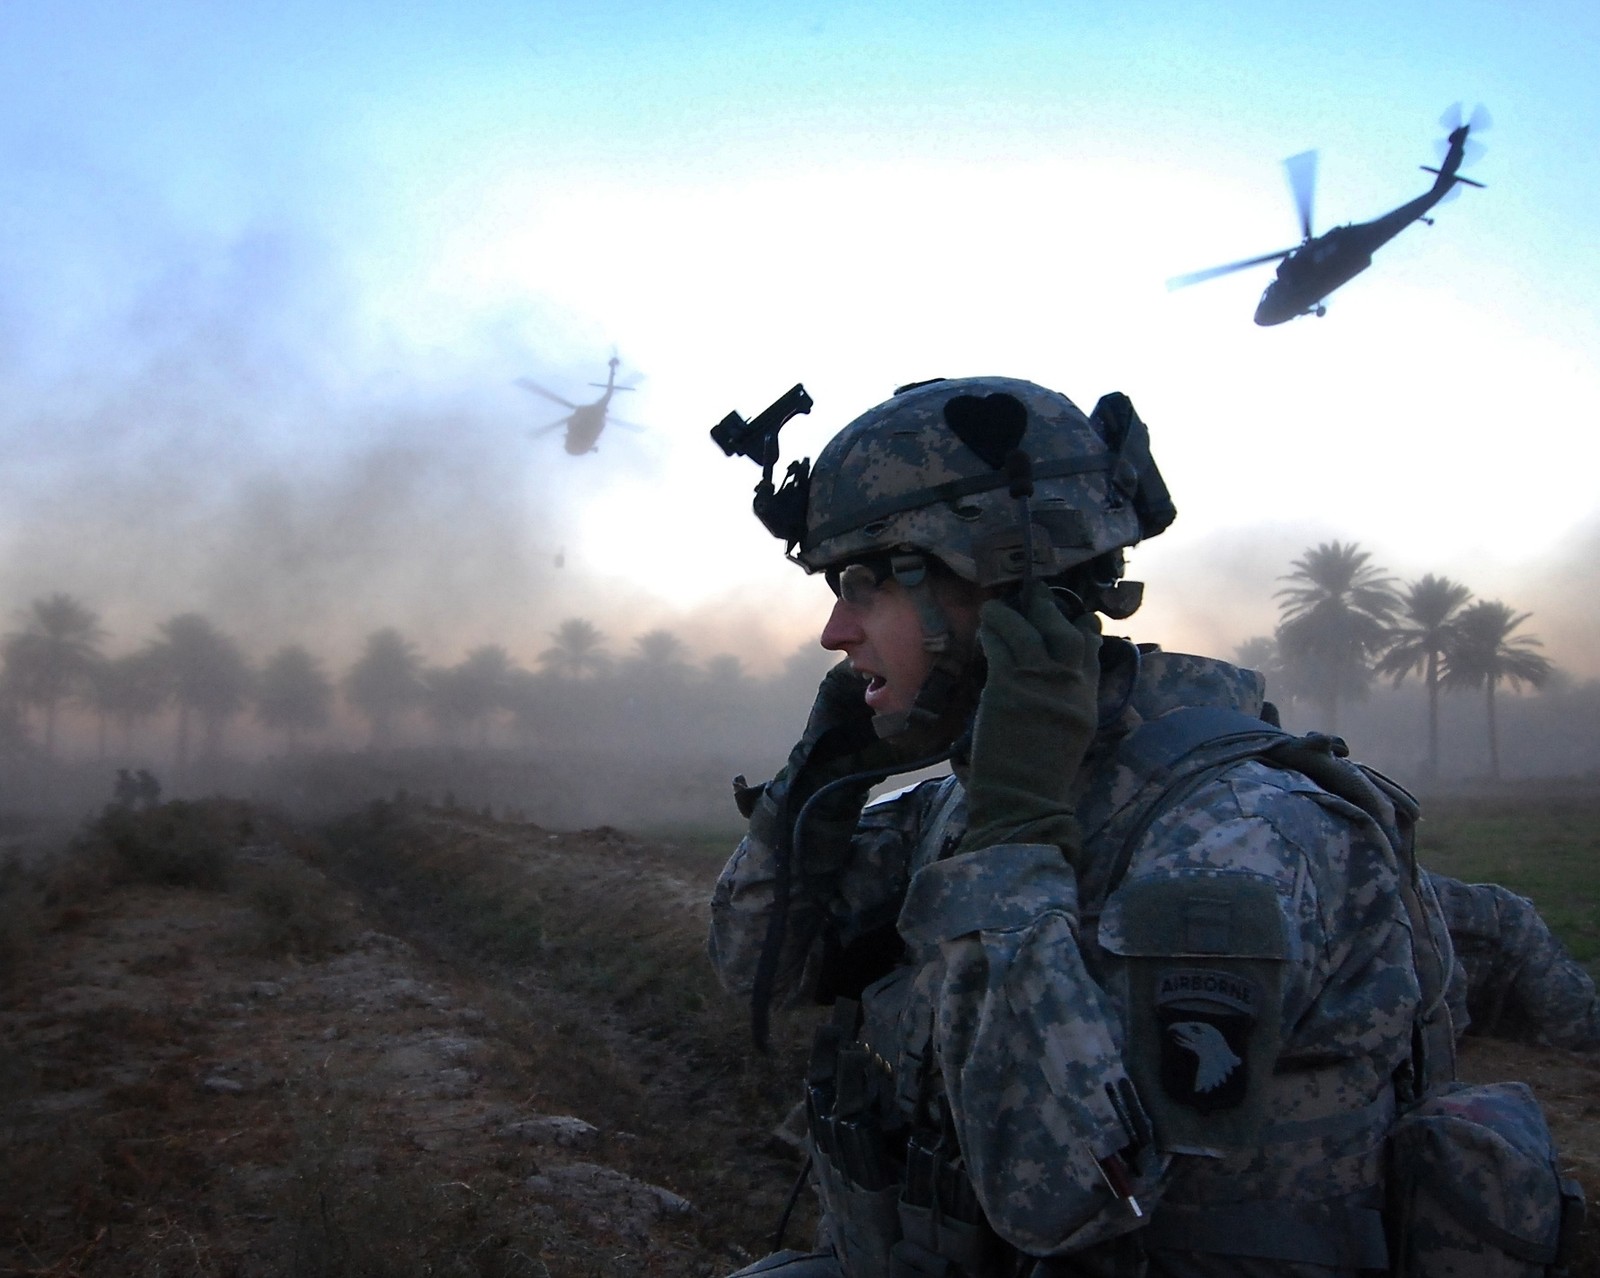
819 564 978 717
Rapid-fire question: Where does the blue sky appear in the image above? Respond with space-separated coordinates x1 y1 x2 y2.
1 0 1596 676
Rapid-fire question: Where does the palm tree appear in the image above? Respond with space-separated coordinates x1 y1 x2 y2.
1274 541 1401 731
256 645 333 753
629 629 692 693
0 593 105 758
149 614 254 771
539 618 610 679
429 645 518 747
1376 574 1473 780
343 628 425 749
91 649 167 757
703 653 748 687
633 628 688 669
1442 601 1554 780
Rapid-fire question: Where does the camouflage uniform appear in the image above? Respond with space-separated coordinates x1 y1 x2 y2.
1428 871 1600 1052
710 649 1454 1276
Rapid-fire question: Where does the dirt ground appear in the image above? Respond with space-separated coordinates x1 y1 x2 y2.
4 803 1599 1276
1 805 816 1277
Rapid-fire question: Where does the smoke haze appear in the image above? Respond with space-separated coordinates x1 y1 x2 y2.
3 210 1597 697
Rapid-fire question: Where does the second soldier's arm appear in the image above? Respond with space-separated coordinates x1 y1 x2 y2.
1428 870 1600 1051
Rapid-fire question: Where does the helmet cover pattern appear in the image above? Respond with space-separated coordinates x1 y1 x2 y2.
797 376 1174 587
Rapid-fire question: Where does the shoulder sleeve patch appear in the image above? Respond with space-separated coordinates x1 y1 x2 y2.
1098 871 1290 1155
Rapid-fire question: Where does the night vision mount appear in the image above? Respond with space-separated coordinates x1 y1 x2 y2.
710 383 815 549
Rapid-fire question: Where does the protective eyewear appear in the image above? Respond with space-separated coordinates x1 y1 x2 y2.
823 556 896 606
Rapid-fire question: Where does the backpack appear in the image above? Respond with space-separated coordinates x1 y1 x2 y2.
1085 705 1585 1275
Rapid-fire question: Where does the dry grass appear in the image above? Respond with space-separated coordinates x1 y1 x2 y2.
28 793 1600 1275
2 798 818 1277
318 803 822 1259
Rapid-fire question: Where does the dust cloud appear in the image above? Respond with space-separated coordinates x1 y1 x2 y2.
1 204 1595 836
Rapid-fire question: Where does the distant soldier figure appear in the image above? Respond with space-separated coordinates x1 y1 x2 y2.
112 768 138 808
134 769 161 809
1430 870 1600 1051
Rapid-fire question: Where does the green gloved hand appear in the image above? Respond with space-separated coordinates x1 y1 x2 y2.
954 585 1102 862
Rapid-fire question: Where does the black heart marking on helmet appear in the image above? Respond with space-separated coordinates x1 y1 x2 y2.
943 393 1027 470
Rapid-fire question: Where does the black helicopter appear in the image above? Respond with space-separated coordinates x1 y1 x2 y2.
515 354 642 454
1167 105 1489 325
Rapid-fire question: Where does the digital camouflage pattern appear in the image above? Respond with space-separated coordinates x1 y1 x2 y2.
1428 872 1600 1052
795 377 1173 587
709 648 1441 1273
1389 1080 1576 1275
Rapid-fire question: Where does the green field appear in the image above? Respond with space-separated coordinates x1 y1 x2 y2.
653 788 1600 969
1408 788 1600 965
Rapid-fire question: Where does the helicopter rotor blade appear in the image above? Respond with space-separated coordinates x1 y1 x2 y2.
1283 149 1318 242
529 416 571 438
606 417 647 433
1439 102 1493 135
1435 135 1488 166
1166 248 1295 291
514 378 580 410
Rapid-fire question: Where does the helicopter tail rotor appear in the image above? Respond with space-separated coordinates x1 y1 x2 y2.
1439 102 1493 135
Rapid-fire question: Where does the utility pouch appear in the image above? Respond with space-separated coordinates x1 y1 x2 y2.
806 999 906 1278
893 1128 993 1278
811 1144 902 1278
1388 1081 1585 1276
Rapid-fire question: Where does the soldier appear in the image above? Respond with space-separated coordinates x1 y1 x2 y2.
708 376 1465 1276
1428 870 1600 1052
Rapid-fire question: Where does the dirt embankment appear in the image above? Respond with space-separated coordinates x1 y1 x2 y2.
4 799 1599 1276
1 801 814 1277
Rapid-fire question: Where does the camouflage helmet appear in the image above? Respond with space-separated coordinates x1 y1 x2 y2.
795 376 1176 589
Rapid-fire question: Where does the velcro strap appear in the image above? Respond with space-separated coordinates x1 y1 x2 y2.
1142 1201 1389 1270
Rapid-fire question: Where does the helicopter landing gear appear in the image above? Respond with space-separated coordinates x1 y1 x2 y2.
1313 304 1327 317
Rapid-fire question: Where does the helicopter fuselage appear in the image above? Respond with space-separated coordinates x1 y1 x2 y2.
561 396 612 454
1253 126 1473 325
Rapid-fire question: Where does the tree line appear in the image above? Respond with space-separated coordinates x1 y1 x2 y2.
1245 540 1554 780
0 539 1563 783
0 603 824 772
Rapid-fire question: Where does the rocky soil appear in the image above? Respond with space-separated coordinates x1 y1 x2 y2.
3 800 1598 1276
1 803 815 1277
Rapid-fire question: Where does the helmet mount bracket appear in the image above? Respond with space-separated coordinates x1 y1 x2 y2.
710 383 815 547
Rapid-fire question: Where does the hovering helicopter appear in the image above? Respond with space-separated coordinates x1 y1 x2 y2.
515 354 643 454
1167 105 1489 325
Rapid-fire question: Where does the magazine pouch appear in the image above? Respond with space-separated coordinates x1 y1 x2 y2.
1389 1080 1584 1276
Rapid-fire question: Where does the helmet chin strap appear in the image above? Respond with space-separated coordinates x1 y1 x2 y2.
870 552 978 742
